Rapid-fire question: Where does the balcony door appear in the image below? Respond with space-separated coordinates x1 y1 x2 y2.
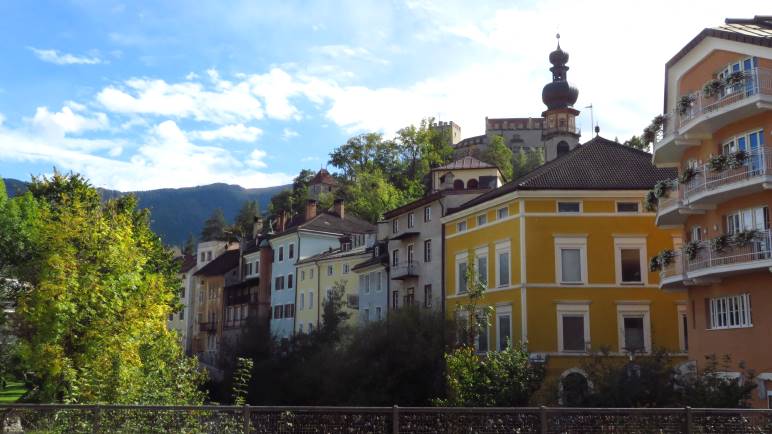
718 57 757 98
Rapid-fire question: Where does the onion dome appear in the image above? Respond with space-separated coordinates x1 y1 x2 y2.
542 34 579 110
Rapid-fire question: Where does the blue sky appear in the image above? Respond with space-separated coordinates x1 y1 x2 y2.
0 0 761 190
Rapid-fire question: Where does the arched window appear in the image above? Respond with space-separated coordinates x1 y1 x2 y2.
453 180 464 190
557 141 570 157
467 179 479 189
560 369 591 406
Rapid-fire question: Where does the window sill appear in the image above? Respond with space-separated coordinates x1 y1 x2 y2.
619 282 645 286
559 282 585 286
707 324 753 331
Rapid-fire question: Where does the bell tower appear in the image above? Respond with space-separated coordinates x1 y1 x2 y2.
541 34 581 161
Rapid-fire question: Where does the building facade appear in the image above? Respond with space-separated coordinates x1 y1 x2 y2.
167 254 196 353
443 137 687 398
651 15 772 408
354 241 389 325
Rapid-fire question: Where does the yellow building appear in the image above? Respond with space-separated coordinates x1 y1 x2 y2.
295 245 370 333
442 136 687 391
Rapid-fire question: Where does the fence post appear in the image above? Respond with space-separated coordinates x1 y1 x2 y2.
540 406 548 434
392 405 399 434
242 405 251 434
685 406 692 434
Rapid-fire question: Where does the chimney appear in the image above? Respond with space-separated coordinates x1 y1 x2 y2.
305 199 317 221
252 217 263 239
334 199 344 220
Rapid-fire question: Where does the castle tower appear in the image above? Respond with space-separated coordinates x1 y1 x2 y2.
541 34 581 161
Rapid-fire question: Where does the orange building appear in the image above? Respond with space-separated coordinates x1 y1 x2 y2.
651 15 772 408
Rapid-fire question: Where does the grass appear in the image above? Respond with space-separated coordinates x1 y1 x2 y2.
0 380 28 403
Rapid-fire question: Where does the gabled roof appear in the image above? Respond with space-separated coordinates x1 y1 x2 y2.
296 245 371 265
434 156 496 171
194 249 240 277
309 168 337 186
273 210 375 239
451 136 677 213
179 254 197 273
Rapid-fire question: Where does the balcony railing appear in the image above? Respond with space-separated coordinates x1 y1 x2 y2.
682 148 772 202
542 125 579 136
390 262 418 280
687 229 772 273
659 251 684 282
678 67 772 128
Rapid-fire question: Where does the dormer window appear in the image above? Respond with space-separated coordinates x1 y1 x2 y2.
392 219 399 233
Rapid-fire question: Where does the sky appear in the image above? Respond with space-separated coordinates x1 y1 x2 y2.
0 1 763 191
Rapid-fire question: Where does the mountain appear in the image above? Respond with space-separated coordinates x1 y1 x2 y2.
3 179 288 246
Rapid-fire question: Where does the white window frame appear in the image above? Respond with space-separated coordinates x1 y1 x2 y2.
327 265 334 276
455 252 469 295
495 241 511 288
343 263 350 274
408 212 415 228
475 246 488 288
287 272 294 289
407 244 415 264
615 201 640 213
299 292 305 310
392 249 399 267
614 237 647 285
497 206 509 220
557 201 582 214
708 293 753 330
375 271 383 292
278 245 284 262
424 239 432 262
557 303 590 353
288 242 295 260
392 219 399 234
617 303 652 354
495 304 513 351
424 206 432 222
554 236 588 285
308 291 314 309
677 304 688 353
476 213 487 226
456 220 467 232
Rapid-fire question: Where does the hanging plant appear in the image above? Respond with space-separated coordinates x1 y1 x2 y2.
724 71 746 87
684 240 702 261
651 114 666 131
679 166 697 184
645 190 658 212
706 154 728 172
657 249 676 268
727 150 748 170
649 255 662 272
731 229 759 247
653 179 674 198
677 95 695 116
709 235 730 253
642 126 657 145
702 78 724 98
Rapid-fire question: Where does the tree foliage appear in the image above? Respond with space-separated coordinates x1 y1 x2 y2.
623 135 648 151
200 208 228 241
0 172 205 404
233 200 260 238
511 147 545 180
481 135 513 181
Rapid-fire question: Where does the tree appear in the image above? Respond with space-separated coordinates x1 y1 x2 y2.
481 135 513 181
344 169 404 223
3 172 206 404
624 135 648 151
231 357 254 405
200 208 228 241
320 280 351 341
455 262 493 347
512 148 545 180
182 233 196 256
234 200 260 238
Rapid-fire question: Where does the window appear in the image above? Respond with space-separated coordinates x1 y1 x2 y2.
476 311 489 353
207 251 212 261
180 310 184 320
424 285 432 308
374 271 382 292
615 237 646 284
274 305 283 319
408 212 415 228
299 293 304 310
327 265 334 276
392 290 399 309
424 206 432 222
301 270 305 281
557 303 590 352
456 253 468 294
496 305 512 350
363 308 369 322
476 214 487 226
247 262 253 276
620 249 642 282
496 241 511 287
726 206 769 235
278 246 284 262
343 263 350 274
456 221 467 232
497 207 509 219
475 247 488 287
557 201 581 213
392 249 399 267
407 244 415 264
555 237 587 284
284 304 294 318
287 273 293 289
617 304 651 353
616 202 639 213
274 276 284 290
404 287 415 306
677 304 688 352
376 306 382 320
708 294 752 329
310 268 314 279
200 252 206 262
690 226 702 242
288 243 295 259
392 219 399 233
308 322 314 332
424 239 432 262
308 291 314 308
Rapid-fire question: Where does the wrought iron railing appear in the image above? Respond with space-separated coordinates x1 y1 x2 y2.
1 404 771 433
682 148 772 201
659 251 684 282
678 67 772 128
390 263 418 279
687 229 772 273
656 180 681 212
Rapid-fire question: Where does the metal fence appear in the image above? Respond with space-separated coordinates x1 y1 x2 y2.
2 404 772 433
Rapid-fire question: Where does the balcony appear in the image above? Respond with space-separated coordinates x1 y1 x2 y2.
390 262 418 280
542 125 580 137
656 148 772 225
390 231 420 241
659 229 772 288
199 321 216 332
653 67 772 166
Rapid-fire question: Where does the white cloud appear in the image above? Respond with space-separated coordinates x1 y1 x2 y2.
189 124 263 142
311 45 388 65
246 149 268 168
0 113 5 126
282 128 299 140
247 68 303 120
30 103 109 136
29 47 102 65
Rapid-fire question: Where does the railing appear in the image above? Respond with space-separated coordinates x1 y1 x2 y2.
656 180 682 211
1 404 771 433
542 125 579 136
659 251 684 282
678 67 772 128
390 262 418 279
682 148 772 201
687 228 772 273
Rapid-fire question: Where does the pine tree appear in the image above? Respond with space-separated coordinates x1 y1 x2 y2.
200 208 227 241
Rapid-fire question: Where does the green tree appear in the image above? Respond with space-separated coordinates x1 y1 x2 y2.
320 280 351 341
624 135 648 151
455 262 493 347
344 169 404 223
512 148 545 180
200 208 228 241
182 233 196 256
3 173 205 404
481 135 513 181
233 200 260 238
231 357 254 405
